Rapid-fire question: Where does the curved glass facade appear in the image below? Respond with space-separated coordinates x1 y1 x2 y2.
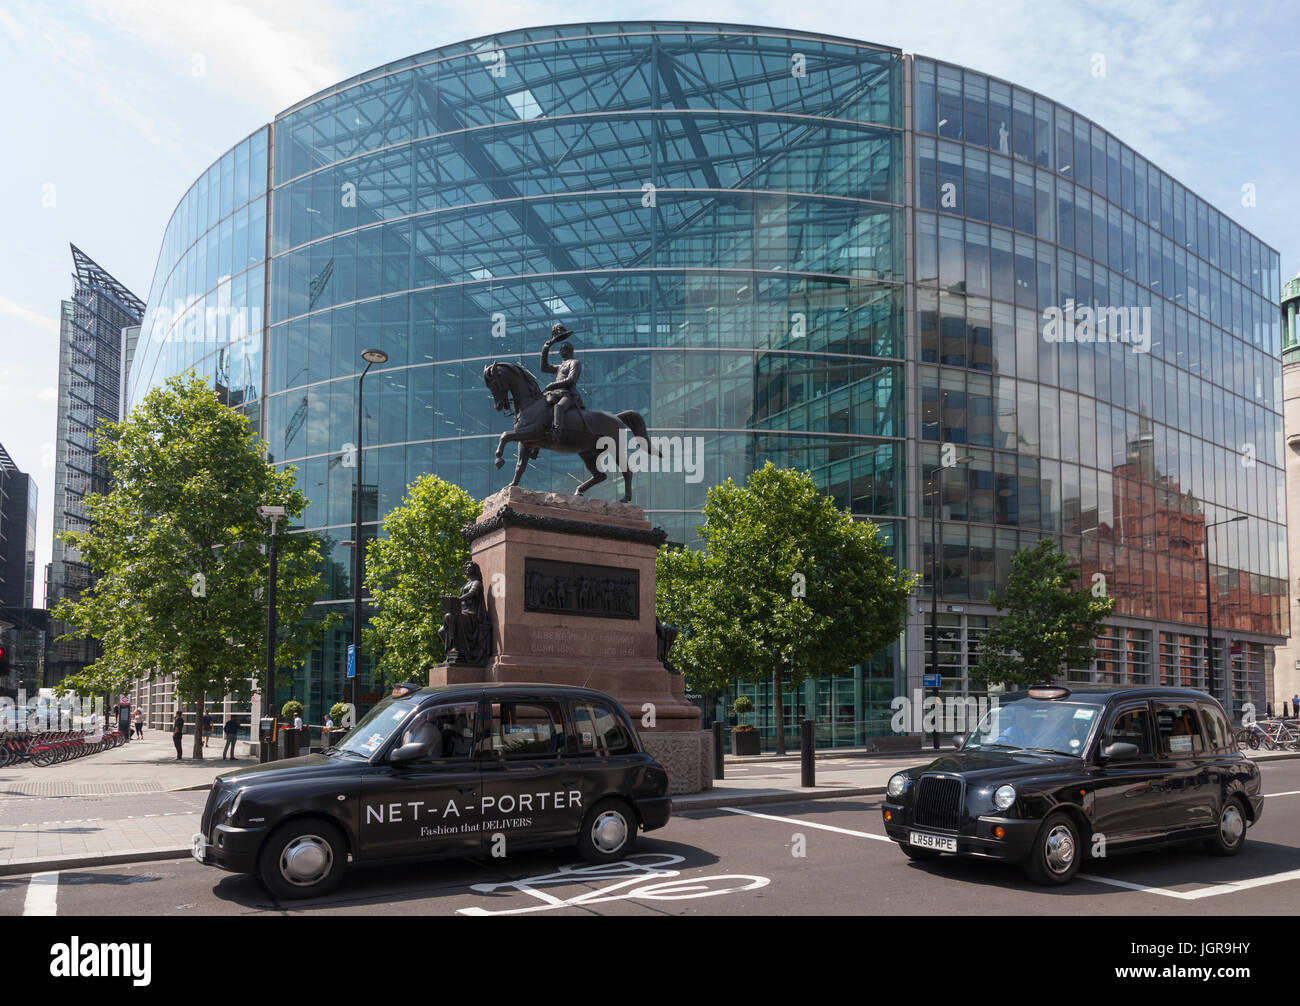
130 23 1283 731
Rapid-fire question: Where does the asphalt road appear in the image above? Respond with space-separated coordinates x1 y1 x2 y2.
2 759 1297 917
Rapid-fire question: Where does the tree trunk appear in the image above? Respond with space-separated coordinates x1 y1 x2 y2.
191 689 206 759
773 666 786 756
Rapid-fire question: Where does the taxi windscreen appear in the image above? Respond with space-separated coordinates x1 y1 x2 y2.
964 697 1103 757
333 696 420 757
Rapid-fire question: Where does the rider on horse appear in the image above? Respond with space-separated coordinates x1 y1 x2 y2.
541 323 584 441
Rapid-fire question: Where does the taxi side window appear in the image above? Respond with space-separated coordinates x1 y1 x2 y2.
488 701 565 758
402 701 478 761
1198 703 1231 752
1106 706 1154 756
571 703 599 755
1155 702 1206 756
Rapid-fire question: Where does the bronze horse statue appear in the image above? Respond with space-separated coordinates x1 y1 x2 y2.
483 361 657 502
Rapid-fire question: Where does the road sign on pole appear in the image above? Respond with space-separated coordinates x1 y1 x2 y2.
922 673 942 688
346 644 356 679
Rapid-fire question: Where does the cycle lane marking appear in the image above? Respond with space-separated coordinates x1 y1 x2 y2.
23 871 58 916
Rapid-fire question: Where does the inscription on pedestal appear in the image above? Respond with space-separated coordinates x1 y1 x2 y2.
523 557 639 620
528 627 639 659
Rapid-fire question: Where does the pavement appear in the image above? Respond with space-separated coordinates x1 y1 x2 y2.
1 730 1296 879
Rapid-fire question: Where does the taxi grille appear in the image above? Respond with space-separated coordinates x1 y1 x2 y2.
914 776 963 832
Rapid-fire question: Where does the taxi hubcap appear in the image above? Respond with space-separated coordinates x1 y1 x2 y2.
591 811 628 853
281 835 332 886
1044 825 1075 873
1220 804 1244 845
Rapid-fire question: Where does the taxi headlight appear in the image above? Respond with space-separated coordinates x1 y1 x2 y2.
887 773 909 798
993 785 1016 811
226 789 244 820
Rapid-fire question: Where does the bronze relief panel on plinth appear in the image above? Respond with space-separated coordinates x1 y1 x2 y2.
523 558 639 620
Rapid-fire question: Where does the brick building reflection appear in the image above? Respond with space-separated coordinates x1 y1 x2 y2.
1071 414 1283 638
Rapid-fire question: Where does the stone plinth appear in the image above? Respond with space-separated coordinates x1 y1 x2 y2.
429 486 710 793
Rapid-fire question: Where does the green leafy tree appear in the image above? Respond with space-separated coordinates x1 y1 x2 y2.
971 538 1116 688
364 474 482 682
657 463 916 754
280 700 304 721
54 373 331 758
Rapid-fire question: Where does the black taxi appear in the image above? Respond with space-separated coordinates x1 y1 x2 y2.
881 685 1264 885
193 682 671 898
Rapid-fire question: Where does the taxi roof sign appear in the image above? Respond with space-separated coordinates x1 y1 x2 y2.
1027 685 1071 700
391 682 422 698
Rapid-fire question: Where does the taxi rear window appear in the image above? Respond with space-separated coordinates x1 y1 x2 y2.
571 700 634 756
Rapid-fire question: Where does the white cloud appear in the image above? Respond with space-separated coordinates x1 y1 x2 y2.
0 296 60 335
84 0 353 114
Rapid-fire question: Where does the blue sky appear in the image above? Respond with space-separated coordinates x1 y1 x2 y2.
1 0 1297 603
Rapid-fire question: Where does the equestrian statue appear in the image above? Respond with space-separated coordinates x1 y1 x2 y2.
483 324 657 503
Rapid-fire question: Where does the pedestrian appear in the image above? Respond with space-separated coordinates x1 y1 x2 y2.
222 714 239 760
1292 694 1299 719
172 709 184 759
133 707 143 738
202 709 214 748
293 708 304 734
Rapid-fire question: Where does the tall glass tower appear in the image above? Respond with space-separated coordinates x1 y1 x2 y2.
46 245 144 686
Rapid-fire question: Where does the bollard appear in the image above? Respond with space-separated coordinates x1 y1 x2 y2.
712 721 725 780
800 719 815 787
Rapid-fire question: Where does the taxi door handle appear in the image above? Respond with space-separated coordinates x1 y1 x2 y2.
458 786 476 794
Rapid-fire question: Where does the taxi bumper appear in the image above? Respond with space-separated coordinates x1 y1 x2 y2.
881 801 1039 862
195 823 267 875
638 796 671 832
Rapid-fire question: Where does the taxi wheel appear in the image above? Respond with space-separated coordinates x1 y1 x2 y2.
258 819 348 900
1203 796 1247 857
1023 811 1081 886
578 799 638 864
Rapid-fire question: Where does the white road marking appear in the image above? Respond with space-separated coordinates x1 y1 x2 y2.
1078 868 1300 900
724 801 1300 900
23 871 59 916
1265 789 1300 798
720 806 892 841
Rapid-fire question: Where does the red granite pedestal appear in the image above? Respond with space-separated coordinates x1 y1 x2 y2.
429 487 711 793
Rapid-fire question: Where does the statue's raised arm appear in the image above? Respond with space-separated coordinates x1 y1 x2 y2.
483 321 658 502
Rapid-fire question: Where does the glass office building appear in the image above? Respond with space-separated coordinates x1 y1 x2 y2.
127 23 1284 740
48 246 144 687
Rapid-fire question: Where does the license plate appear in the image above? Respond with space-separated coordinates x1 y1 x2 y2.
191 832 208 863
909 830 956 852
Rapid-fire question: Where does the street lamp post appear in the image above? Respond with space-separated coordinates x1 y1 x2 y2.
257 504 285 764
928 451 972 750
1204 514 1247 703
352 348 388 711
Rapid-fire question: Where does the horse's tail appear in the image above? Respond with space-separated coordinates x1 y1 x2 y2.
617 411 659 455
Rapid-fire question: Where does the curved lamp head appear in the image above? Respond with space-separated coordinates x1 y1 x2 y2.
361 348 389 365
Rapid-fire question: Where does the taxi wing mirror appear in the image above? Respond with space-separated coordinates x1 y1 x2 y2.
389 742 426 764
1100 740 1140 762
952 733 967 750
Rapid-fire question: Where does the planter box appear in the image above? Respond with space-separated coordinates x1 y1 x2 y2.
731 730 761 756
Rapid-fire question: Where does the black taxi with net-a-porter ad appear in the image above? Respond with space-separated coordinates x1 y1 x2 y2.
880 685 1264 884
192 682 671 898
